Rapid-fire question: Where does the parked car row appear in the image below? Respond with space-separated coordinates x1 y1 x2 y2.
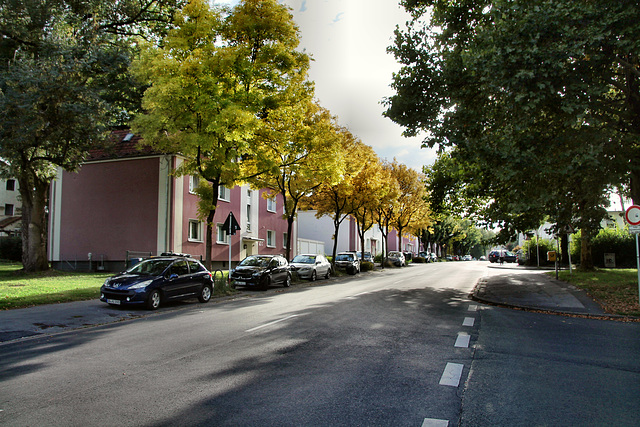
101 248 438 311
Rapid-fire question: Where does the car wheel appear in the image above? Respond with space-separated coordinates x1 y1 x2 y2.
260 276 271 291
146 289 161 310
325 268 331 279
198 283 212 303
310 270 317 281
283 274 291 288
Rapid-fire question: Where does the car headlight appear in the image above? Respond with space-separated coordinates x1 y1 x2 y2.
103 279 110 287
129 280 153 290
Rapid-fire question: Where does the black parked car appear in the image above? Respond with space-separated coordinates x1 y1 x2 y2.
488 250 517 263
100 254 213 310
230 255 291 290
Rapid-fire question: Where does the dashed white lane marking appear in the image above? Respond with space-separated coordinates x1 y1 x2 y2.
463 317 475 327
421 418 449 427
245 315 298 332
454 332 470 348
468 304 478 311
439 362 464 387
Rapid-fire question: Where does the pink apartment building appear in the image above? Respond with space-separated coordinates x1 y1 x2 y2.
48 130 290 272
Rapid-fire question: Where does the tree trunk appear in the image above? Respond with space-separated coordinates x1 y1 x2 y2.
579 228 594 271
19 175 50 272
285 215 294 261
205 210 214 270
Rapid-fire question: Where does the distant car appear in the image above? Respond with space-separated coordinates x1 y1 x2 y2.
230 255 291 290
488 250 517 263
362 252 374 263
334 252 360 275
479 255 487 261
290 254 332 281
462 255 473 261
388 251 406 267
446 255 453 261
100 254 213 310
430 253 438 262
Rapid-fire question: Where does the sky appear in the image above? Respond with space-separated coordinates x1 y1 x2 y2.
215 0 437 172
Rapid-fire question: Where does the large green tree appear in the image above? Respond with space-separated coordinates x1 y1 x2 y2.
132 0 310 267
385 0 640 269
0 0 180 271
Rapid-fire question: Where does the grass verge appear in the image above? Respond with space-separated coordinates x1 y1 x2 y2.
554 268 640 317
0 263 236 310
0 263 110 310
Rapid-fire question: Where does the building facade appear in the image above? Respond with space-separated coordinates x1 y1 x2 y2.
0 178 21 237
48 130 290 272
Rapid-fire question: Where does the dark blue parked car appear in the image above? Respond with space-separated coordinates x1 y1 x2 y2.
100 254 213 310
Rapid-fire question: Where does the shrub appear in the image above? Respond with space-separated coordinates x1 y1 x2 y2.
520 238 556 266
360 261 375 272
573 227 636 268
0 236 21 262
374 253 383 263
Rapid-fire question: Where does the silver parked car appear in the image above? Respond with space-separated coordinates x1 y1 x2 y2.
290 254 332 281
388 251 406 267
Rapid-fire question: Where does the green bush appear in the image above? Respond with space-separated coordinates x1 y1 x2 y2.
572 227 636 268
0 236 21 262
360 261 375 272
521 238 556 266
374 253 383 263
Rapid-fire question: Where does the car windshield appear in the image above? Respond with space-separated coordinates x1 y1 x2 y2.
336 254 353 261
126 259 173 276
292 255 316 264
239 256 271 267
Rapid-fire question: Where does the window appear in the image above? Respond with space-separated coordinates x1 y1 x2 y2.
283 232 288 249
189 176 199 194
267 197 276 212
216 223 229 244
6 180 15 191
246 204 251 231
188 260 205 273
4 204 14 216
188 220 202 242
219 186 230 202
267 230 276 248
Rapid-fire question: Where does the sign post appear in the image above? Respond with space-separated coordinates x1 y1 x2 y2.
223 212 241 282
624 205 640 301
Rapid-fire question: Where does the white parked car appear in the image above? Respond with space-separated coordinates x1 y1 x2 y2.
290 254 332 281
388 251 406 267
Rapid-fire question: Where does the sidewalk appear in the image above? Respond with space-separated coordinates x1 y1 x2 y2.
472 266 608 316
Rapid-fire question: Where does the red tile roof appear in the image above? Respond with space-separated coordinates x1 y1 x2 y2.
86 129 167 161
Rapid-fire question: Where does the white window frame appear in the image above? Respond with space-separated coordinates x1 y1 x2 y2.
188 219 203 242
246 203 252 232
219 185 230 202
267 197 276 212
216 223 230 245
189 176 199 194
266 230 276 248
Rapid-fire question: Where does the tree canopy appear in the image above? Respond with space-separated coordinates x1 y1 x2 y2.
385 0 640 268
0 0 181 271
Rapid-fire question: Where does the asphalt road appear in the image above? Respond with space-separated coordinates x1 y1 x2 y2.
1 262 638 426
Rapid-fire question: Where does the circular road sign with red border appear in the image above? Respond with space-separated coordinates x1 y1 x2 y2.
625 205 640 226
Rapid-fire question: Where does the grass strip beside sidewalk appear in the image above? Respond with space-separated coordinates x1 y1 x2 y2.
0 263 110 310
555 268 640 317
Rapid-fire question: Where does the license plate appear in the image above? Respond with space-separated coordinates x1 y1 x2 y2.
107 299 121 305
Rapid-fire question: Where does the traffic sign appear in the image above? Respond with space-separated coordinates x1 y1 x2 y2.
625 205 640 226
629 225 640 234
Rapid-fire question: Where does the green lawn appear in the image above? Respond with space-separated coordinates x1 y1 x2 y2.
554 268 640 317
0 263 110 310
0 263 235 310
